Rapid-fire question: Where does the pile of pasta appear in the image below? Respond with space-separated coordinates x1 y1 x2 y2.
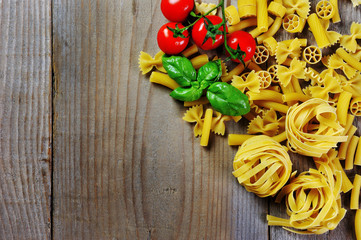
139 0 361 236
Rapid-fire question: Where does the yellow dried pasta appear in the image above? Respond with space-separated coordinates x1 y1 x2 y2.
267 1 287 18
183 105 204 137
195 2 217 15
277 58 306 87
247 109 279 136
268 167 346 234
139 51 166 74
286 98 347 157
276 38 302 64
231 70 261 93
232 135 292 197
225 5 240 25
283 0 310 18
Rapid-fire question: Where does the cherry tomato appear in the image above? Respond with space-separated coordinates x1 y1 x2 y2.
227 31 256 62
192 15 227 50
157 22 190 55
161 0 194 22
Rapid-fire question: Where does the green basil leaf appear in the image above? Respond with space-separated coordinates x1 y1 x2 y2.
162 55 196 87
207 82 250 116
170 86 203 102
197 60 222 84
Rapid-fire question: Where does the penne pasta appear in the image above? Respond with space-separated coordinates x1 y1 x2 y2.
200 109 213 146
149 71 180 90
345 136 359 170
351 174 361 209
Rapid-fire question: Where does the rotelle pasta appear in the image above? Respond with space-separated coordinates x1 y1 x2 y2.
232 135 292 197
286 98 347 157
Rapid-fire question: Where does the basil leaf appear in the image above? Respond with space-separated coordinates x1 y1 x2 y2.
197 60 222 84
162 55 196 87
207 82 250 116
170 86 203 102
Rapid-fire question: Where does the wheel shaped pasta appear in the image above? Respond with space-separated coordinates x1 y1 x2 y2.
286 98 347 157
252 46 270 64
267 65 279 82
350 97 361 116
282 14 306 33
232 135 292 197
316 0 335 20
303 46 322 64
256 70 272 89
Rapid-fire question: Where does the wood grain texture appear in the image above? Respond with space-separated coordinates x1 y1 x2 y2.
52 0 361 240
0 0 52 239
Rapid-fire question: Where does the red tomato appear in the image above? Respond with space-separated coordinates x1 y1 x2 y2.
161 0 194 22
227 31 256 62
157 22 190 55
192 15 227 50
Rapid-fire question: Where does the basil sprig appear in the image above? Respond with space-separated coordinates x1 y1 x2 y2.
162 55 250 116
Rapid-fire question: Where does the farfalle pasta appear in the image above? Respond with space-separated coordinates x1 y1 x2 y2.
232 135 292 197
276 38 302 64
139 51 166 74
211 111 232 135
183 105 204 137
231 70 261 93
277 58 306 87
283 0 310 18
308 74 342 100
328 54 358 79
286 98 347 157
247 109 279 136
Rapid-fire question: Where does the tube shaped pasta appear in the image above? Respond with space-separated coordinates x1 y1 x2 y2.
337 91 353 126
248 90 283 103
283 93 311 103
333 157 354 193
254 100 289 114
225 5 240 25
191 54 209 69
307 13 330 48
336 48 361 72
228 17 257 34
200 109 213 146
257 17 283 44
282 39 308 47
257 0 269 32
250 17 275 38
343 114 355 135
345 136 359 170
330 0 341 23
247 62 262 72
149 72 180 90
228 134 254 145
268 1 287 18
184 97 209 107
263 37 278 56
351 174 361 209
222 62 247 82
339 125 357 160
182 44 199 58
355 137 361 165
232 135 292 197
356 210 361 240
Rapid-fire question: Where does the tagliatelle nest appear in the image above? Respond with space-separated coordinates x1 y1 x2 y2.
232 135 292 198
285 98 348 157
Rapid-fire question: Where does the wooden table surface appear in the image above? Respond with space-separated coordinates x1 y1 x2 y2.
1 0 361 239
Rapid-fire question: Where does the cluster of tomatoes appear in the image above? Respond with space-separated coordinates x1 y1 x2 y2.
157 0 256 62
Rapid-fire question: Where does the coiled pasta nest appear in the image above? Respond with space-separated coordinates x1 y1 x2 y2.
232 135 292 198
285 98 347 157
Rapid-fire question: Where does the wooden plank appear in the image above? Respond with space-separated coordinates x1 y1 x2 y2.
52 0 268 239
0 0 52 239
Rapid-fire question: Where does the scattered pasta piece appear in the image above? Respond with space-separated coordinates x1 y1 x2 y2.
211 111 232 135
286 98 347 157
278 58 306 87
225 5 240 25
232 135 292 197
200 108 213 146
336 47 361 72
355 137 361 165
149 71 180 90
338 125 357 160
340 23 361 53
231 70 261 93
350 97 361 116
309 74 342 101
345 136 359 170
329 54 358 79
268 1 287 18
256 0 269 32
356 210 361 240
139 51 166 74
252 46 269 64
282 14 306 33
256 71 272 89
276 38 301 64
308 13 330 48
351 174 361 209
303 46 322 64
247 109 279 136
238 0 257 18
183 105 204 137
283 0 310 18
195 2 217 15
316 0 335 20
